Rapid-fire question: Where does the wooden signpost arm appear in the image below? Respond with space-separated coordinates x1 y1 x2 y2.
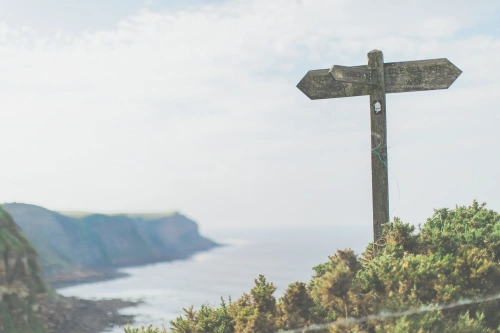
368 50 389 250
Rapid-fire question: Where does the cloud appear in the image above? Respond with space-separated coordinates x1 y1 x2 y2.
0 0 498 228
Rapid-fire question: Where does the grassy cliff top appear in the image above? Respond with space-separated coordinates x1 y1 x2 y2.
57 211 180 220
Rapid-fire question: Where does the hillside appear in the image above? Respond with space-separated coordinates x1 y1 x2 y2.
2 203 219 287
0 205 47 332
0 204 145 333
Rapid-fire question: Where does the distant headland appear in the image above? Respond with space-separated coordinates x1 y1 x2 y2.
2 202 220 288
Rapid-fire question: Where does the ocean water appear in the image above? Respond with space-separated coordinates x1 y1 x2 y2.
57 225 372 333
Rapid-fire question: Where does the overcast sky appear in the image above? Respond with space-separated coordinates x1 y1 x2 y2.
0 0 498 229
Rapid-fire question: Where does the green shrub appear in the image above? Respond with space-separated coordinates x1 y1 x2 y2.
126 200 500 333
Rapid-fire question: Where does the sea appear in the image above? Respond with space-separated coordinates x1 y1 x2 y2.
56 225 372 333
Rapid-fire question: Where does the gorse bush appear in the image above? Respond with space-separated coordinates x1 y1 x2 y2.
125 200 500 333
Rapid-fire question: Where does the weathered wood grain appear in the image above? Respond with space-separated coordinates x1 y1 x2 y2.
384 58 462 93
368 50 389 247
297 59 461 100
296 68 371 100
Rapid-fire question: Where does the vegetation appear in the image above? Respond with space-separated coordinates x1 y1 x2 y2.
124 200 500 333
0 205 49 333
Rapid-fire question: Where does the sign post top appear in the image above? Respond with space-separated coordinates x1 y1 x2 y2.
297 53 462 100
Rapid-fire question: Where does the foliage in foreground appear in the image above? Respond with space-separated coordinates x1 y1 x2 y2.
124 200 500 333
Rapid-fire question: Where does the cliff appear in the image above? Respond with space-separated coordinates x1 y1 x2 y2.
2 203 219 287
0 205 47 333
0 204 144 333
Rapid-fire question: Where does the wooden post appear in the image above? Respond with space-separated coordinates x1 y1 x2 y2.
296 50 461 252
368 50 389 248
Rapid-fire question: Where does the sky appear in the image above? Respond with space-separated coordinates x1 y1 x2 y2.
0 0 499 229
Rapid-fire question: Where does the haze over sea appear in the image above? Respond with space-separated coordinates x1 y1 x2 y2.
57 225 372 333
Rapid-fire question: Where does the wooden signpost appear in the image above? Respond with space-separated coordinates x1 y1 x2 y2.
297 50 461 248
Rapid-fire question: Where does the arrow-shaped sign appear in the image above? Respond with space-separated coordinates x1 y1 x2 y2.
296 68 372 100
297 58 462 100
383 58 462 93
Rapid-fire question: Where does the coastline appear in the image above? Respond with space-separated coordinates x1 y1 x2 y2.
48 270 131 289
46 246 225 333
49 244 225 289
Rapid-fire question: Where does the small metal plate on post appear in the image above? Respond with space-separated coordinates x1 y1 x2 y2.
373 100 382 114
329 65 378 85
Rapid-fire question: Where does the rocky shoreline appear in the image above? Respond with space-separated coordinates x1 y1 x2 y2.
47 269 130 289
44 270 143 333
41 295 142 333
